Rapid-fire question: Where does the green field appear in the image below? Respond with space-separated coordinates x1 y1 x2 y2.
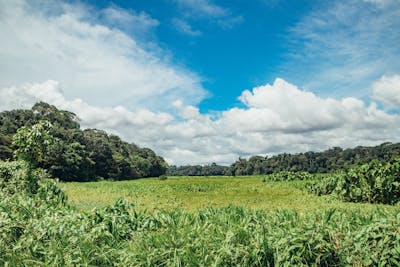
3 161 400 266
60 175 400 214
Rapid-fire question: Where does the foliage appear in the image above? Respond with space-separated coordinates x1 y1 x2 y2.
159 175 168 180
306 174 339 197
307 158 400 204
227 144 400 175
167 162 228 176
2 162 400 266
168 143 400 177
0 102 167 181
0 160 38 195
267 171 314 181
12 120 56 168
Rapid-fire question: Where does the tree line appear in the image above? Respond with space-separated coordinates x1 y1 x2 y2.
0 102 167 181
167 163 228 176
167 143 400 176
2 102 399 180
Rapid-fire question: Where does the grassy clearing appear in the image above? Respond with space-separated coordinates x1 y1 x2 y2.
60 175 400 214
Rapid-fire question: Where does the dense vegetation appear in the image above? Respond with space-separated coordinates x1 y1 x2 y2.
0 102 167 181
167 163 228 176
307 158 400 205
2 160 400 266
167 143 400 176
227 144 400 175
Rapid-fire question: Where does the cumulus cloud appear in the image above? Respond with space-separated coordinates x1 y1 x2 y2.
234 78 394 132
0 81 173 130
372 74 400 108
0 0 206 110
2 78 398 166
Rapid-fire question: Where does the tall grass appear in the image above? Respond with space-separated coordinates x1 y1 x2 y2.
2 160 400 266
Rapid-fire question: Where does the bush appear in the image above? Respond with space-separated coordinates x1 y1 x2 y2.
0 160 41 195
267 171 315 182
308 158 400 204
159 175 168 181
306 173 341 196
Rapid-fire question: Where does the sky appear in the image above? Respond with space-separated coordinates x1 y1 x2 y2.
0 0 400 165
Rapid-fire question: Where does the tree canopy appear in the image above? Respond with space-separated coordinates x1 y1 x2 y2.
166 143 400 176
226 144 400 176
0 102 167 181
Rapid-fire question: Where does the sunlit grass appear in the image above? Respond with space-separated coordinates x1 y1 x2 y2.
60 175 400 214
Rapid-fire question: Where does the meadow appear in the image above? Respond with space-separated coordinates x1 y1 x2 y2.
2 161 400 266
60 175 400 214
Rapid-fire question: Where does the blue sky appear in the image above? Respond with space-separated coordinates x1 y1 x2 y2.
75 0 400 111
81 0 316 112
1 0 400 165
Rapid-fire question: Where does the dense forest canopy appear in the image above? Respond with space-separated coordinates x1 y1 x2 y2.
0 102 167 181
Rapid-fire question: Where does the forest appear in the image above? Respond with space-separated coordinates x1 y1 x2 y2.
168 143 400 176
0 102 167 181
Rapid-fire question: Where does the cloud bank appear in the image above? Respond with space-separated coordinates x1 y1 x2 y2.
1 78 398 165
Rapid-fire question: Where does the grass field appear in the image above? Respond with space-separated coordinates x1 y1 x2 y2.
60 175 400 214
4 164 400 265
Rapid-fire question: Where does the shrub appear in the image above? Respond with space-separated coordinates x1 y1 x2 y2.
267 171 315 182
337 159 400 204
159 175 168 180
308 158 400 204
0 160 40 195
306 173 341 196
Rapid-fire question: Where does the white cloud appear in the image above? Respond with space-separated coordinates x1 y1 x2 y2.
101 6 159 34
174 0 228 18
286 0 400 98
224 78 395 133
172 0 243 34
0 81 173 129
172 18 202 36
2 78 398 166
363 0 391 6
0 0 206 110
216 16 244 29
372 74 400 108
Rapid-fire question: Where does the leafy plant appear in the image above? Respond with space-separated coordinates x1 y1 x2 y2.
308 158 400 204
267 171 315 181
12 121 56 168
